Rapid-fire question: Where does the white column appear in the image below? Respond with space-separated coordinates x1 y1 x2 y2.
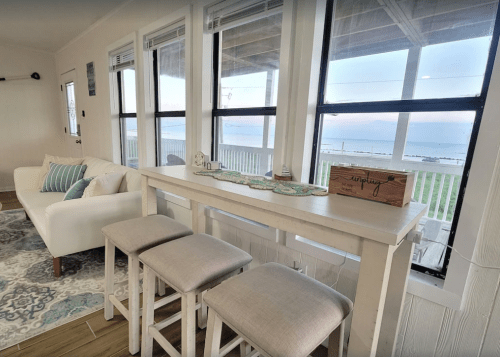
391 46 421 169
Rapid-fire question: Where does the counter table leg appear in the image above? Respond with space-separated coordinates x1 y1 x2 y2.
142 176 157 217
376 237 415 357
191 202 206 234
348 239 394 357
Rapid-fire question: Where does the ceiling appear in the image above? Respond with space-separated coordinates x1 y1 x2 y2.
331 0 500 60
0 0 129 52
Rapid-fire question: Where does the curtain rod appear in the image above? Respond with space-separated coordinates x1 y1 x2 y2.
0 72 41 82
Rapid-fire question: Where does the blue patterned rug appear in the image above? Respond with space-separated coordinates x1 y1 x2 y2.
0 209 128 349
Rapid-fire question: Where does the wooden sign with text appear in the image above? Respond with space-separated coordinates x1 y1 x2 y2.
328 165 415 207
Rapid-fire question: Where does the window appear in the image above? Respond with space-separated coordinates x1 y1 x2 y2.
64 82 78 136
111 44 138 168
210 1 283 176
147 23 186 167
311 0 500 277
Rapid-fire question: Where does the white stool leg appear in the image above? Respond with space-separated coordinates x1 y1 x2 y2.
198 291 208 329
158 278 166 296
104 239 115 321
240 341 251 356
204 309 223 357
328 320 345 357
128 254 140 355
182 292 197 357
142 266 156 357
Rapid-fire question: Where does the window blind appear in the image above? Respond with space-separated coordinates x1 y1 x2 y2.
145 22 185 50
207 0 284 33
109 43 134 72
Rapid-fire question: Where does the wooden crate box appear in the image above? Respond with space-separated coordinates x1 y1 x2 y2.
328 165 415 207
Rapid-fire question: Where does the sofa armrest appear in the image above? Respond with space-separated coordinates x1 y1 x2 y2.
14 166 42 192
45 191 142 257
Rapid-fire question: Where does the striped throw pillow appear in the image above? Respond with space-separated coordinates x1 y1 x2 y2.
41 163 87 193
63 177 95 200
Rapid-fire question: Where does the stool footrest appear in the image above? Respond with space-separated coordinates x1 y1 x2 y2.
109 294 129 320
219 336 244 357
245 350 260 357
149 325 181 357
153 302 201 332
153 292 181 310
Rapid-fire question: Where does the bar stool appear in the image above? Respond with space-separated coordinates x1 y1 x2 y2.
102 215 193 355
139 233 253 357
203 262 353 357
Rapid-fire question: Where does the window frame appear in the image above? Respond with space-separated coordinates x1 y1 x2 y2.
116 70 138 168
210 26 279 170
63 81 79 137
309 0 500 279
152 45 188 167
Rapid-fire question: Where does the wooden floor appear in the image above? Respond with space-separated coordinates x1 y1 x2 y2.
0 289 329 357
0 191 23 211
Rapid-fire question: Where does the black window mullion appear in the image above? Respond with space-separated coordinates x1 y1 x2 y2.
117 70 138 166
317 97 485 114
156 110 186 117
212 32 220 161
117 71 124 114
153 49 161 166
309 0 335 184
213 107 277 117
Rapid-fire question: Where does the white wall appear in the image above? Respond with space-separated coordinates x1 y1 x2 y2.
53 0 500 355
0 44 64 191
55 0 187 162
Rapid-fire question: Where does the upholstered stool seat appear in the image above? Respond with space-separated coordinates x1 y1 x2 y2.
139 233 253 357
102 215 193 255
203 262 353 357
102 215 193 355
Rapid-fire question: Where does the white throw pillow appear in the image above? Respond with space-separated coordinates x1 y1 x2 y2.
38 154 84 190
82 172 124 198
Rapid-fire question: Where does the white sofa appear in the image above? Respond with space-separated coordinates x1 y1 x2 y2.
14 156 143 276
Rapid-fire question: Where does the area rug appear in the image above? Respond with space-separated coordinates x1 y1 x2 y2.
0 209 129 350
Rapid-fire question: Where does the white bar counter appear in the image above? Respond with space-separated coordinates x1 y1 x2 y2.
139 165 427 357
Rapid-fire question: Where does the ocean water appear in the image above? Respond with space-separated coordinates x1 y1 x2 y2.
320 138 468 164
128 119 471 165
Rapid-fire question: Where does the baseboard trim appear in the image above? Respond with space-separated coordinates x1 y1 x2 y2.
0 186 15 192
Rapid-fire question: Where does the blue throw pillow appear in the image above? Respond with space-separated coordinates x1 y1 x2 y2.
63 177 95 200
41 163 87 193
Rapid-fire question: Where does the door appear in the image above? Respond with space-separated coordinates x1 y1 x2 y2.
61 70 83 157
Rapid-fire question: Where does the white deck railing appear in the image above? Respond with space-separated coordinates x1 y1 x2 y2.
126 137 460 223
219 144 274 175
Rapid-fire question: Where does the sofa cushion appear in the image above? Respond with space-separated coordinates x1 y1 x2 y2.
38 154 84 190
17 190 66 211
81 156 140 192
118 170 141 193
82 157 122 178
64 177 94 200
82 172 124 198
42 163 87 193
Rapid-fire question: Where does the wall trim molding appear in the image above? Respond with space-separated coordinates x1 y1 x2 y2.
0 186 16 193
